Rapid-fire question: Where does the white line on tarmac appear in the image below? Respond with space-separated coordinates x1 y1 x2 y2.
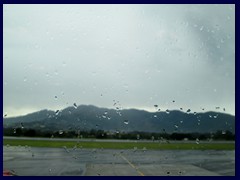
118 153 145 176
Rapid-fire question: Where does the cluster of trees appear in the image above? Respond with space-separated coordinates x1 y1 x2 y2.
3 128 235 141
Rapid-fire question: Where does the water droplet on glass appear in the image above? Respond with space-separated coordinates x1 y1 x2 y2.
194 112 197 115
27 146 32 152
23 77 27 82
154 105 158 108
136 134 140 140
196 138 200 144
153 115 157 118
180 108 183 111
59 130 64 135
165 109 170 114
32 153 35 157
223 108 226 111
123 120 129 125
73 103 77 109
186 109 191 114
209 115 212 118
62 62 66 67
151 136 155 141
63 145 67 150
174 125 179 129
40 124 45 128
193 24 198 28
96 124 99 128
13 128 16 134
143 147 147 152
104 111 108 115
180 120 183 123
54 96 58 100
200 26 204 31
55 110 60 115
21 123 24 129
172 100 175 103
4 113 7 117
222 131 226 135
133 147 138 152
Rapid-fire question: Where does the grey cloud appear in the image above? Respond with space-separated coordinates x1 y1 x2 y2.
3 4 235 117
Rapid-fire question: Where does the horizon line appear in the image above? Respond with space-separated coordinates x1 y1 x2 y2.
3 104 235 118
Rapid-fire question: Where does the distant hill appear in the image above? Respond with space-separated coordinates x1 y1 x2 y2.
3 105 235 133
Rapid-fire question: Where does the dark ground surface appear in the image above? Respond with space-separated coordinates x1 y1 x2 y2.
3 145 235 176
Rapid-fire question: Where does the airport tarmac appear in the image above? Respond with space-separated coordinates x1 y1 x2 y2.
3 146 235 176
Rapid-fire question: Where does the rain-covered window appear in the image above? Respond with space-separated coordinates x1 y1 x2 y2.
3 4 235 176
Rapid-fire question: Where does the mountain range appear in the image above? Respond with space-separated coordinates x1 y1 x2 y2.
3 105 235 133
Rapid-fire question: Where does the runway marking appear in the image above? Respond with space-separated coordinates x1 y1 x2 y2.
118 153 145 176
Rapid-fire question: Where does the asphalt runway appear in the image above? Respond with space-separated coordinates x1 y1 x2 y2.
3 146 235 176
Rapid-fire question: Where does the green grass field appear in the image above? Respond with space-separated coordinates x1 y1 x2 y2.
3 139 235 150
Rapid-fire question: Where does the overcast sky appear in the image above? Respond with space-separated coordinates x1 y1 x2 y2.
3 4 235 117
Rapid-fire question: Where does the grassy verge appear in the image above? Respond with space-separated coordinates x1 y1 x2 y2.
3 139 235 150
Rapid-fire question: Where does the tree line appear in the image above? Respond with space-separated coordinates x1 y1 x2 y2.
3 128 235 141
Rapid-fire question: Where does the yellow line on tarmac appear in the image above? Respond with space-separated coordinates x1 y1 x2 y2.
119 154 145 176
